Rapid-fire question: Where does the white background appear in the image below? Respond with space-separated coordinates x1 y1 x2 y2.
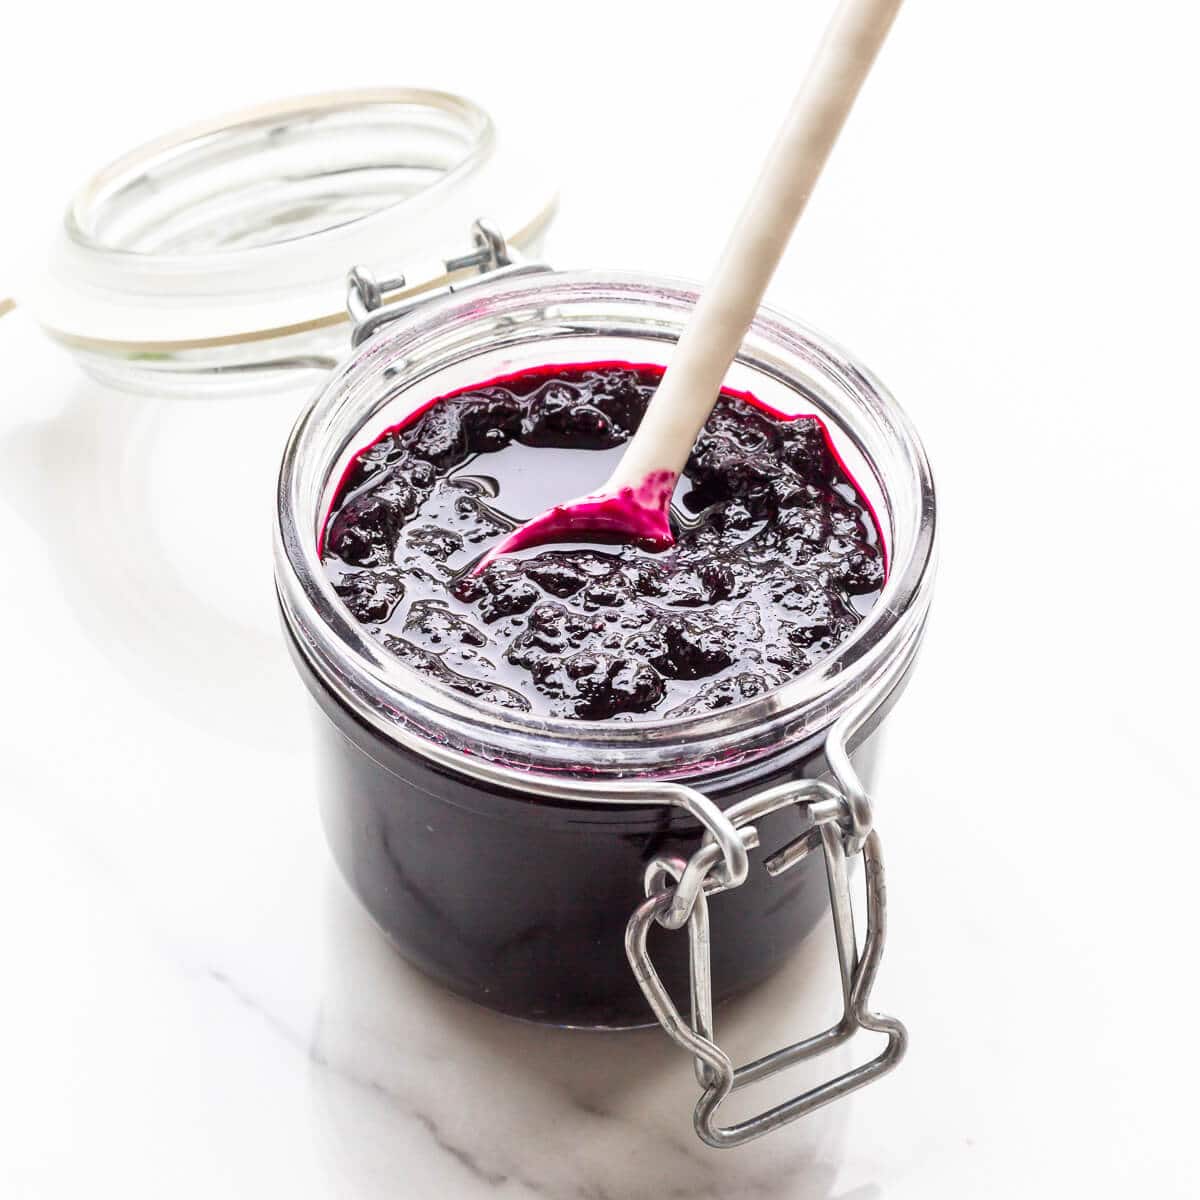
2 2 1197 1196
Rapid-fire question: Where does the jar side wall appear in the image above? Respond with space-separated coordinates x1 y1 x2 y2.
291 618 888 1027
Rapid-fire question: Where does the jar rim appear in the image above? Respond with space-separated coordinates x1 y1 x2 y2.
274 269 937 783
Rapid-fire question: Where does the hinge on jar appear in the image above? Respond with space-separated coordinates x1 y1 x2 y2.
625 708 908 1149
345 218 551 347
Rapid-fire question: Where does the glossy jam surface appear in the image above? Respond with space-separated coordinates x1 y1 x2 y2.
321 363 884 721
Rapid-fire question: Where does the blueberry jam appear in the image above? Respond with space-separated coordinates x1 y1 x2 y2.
294 361 906 1026
321 363 884 721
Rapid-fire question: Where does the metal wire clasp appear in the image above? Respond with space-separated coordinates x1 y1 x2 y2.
345 218 551 347
625 712 908 1148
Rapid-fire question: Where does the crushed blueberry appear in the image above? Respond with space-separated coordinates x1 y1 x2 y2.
321 363 883 720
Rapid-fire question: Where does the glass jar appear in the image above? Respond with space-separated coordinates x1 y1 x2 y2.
273 269 937 1102
33 87 937 1146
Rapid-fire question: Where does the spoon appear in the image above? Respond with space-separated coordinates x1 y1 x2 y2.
476 0 903 573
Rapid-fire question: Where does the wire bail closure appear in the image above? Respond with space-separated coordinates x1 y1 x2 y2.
345 218 550 347
625 706 908 1148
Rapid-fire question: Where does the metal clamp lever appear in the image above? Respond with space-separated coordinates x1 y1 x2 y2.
625 747 907 1148
345 218 551 347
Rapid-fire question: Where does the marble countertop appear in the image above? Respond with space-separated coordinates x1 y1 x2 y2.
2 4 1197 1195
2 308 1194 1200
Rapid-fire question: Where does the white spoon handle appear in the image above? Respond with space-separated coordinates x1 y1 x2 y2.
607 0 903 492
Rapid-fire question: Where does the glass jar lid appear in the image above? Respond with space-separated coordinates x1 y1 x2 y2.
31 88 557 391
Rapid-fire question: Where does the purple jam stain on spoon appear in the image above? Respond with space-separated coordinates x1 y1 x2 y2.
472 469 677 574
